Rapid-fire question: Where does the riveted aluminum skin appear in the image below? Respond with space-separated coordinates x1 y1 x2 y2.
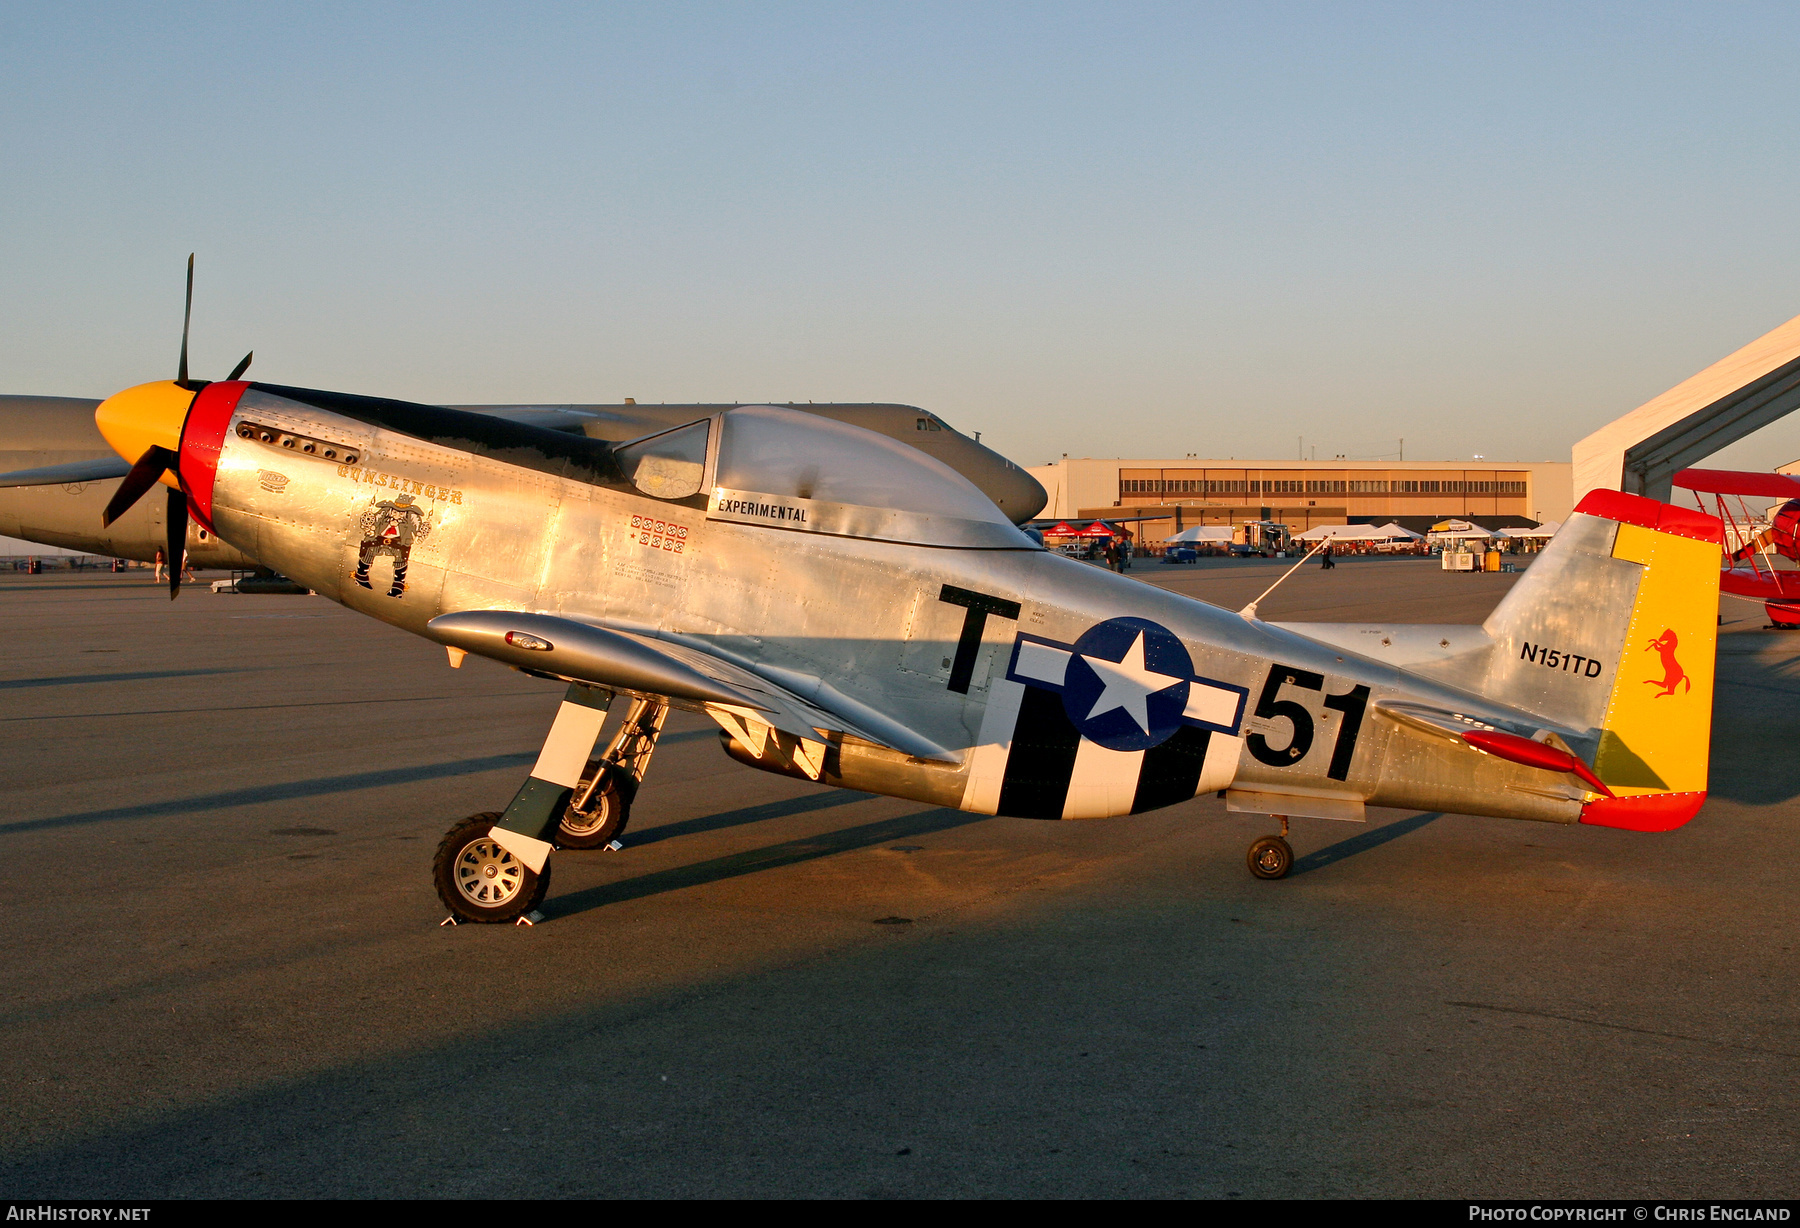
205 389 1652 828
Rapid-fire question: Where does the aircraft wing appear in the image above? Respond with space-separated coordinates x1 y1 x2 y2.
1718 568 1800 601
426 610 957 764
0 457 131 487
1673 467 1800 498
598 622 958 763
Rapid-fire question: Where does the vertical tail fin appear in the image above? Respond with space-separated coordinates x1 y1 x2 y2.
1478 490 1722 831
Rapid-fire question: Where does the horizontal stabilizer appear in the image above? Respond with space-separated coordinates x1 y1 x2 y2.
1373 699 1558 744
0 458 131 488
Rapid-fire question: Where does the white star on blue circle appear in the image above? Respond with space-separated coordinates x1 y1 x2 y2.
1060 617 1194 751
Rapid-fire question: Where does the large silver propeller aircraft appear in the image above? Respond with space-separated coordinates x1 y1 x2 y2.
0 394 1045 572
5 264 1725 922
0 269 1044 569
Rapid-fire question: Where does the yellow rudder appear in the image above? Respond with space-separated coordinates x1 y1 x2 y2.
1579 491 1722 831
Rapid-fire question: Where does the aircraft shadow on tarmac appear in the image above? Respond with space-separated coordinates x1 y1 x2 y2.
1706 643 1800 806
545 805 991 921
0 666 244 690
1287 811 1443 877
0 753 535 836
619 788 873 851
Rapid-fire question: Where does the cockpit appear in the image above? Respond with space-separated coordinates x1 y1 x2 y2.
612 405 1036 550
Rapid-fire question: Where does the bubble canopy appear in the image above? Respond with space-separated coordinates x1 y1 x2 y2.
708 405 1035 550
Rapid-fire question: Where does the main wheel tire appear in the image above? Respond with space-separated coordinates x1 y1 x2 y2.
433 812 551 923
556 769 631 850
1246 835 1293 880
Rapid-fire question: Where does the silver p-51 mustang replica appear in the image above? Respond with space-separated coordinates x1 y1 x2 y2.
8 281 1723 922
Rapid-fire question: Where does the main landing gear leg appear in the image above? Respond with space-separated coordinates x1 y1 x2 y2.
1247 815 1293 880
433 683 613 924
554 696 669 850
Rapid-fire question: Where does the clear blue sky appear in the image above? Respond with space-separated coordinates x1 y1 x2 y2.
5 2 1800 470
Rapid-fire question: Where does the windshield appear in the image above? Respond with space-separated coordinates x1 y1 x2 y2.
711 405 1032 549
614 419 709 500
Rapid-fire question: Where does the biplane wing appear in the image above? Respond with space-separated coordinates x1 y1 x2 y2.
1717 569 1800 601
1673 468 1800 498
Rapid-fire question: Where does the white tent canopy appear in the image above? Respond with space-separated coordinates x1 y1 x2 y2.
1427 519 1493 539
1371 521 1423 540
1292 524 1395 542
1497 520 1560 539
1163 525 1233 544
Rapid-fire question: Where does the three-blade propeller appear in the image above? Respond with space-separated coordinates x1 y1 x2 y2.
102 254 253 599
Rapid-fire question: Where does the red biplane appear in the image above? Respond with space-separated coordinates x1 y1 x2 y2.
1672 467 1800 627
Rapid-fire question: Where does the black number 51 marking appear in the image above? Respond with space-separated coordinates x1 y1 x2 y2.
1246 663 1369 781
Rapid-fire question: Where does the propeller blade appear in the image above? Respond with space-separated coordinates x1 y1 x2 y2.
100 445 179 527
177 253 194 389
0 457 132 489
227 350 253 381
166 486 187 600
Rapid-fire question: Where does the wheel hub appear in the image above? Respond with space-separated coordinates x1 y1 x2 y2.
561 791 613 837
454 837 524 907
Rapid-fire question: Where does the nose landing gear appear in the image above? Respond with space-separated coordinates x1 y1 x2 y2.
1246 815 1293 880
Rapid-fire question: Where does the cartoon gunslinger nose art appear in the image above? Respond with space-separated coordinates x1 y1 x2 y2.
354 493 432 598
1644 628 1690 697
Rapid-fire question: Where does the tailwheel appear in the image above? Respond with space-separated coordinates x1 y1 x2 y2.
556 763 632 850
1246 835 1293 880
434 812 551 923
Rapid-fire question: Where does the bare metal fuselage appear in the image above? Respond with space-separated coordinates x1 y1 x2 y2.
0 395 1045 566
213 387 1584 825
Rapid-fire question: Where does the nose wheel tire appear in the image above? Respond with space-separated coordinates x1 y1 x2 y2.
556 768 631 850
433 813 552 924
1247 835 1293 880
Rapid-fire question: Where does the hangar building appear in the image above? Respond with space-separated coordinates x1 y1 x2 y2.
1026 457 1573 539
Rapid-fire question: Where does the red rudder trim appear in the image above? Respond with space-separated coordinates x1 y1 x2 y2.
1574 489 1723 545
1579 792 1706 832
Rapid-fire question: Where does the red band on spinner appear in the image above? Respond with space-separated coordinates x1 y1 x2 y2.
179 381 250 531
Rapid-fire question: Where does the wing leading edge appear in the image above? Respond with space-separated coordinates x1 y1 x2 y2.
425 610 958 765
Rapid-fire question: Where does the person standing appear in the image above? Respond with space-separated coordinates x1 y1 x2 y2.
152 547 165 583
1320 541 1335 570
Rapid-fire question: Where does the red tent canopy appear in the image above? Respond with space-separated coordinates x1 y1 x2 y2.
1044 521 1078 536
1080 520 1115 537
